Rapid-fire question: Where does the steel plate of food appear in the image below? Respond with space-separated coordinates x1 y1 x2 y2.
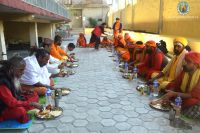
35 106 63 120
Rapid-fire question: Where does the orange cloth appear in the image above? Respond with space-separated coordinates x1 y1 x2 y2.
135 44 145 49
145 40 157 48
50 43 67 60
77 33 87 47
115 35 130 61
185 52 200 67
137 49 164 80
88 42 95 47
101 37 112 46
21 85 47 96
125 38 134 45
113 22 121 38
21 79 54 96
167 71 200 108
124 33 134 45
116 35 126 48
132 44 145 63
120 49 130 62
0 85 39 123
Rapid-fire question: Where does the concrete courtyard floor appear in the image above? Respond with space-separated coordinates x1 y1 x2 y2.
1 36 200 133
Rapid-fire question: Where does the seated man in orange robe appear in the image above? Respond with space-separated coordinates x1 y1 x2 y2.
124 33 135 61
77 33 87 47
101 36 112 47
137 40 167 80
115 35 130 62
151 52 200 119
132 41 145 65
50 35 68 61
0 56 42 123
124 33 135 47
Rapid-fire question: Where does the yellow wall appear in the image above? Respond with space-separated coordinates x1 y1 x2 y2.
84 28 200 52
4 21 30 43
133 0 160 33
106 0 200 52
121 5 133 30
162 0 200 38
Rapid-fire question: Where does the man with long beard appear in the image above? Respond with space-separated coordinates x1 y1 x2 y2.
148 37 188 90
151 52 200 119
0 56 41 123
137 40 168 80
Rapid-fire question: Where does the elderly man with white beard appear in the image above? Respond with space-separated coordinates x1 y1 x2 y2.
0 56 42 123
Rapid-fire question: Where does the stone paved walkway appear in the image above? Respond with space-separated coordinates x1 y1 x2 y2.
2 47 200 133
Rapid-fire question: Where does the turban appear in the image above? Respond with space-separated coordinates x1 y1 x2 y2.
174 37 188 47
145 40 157 48
135 44 145 49
44 38 53 46
185 52 200 67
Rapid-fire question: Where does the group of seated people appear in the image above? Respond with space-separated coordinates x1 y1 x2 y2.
0 31 199 125
111 33 200 119
0 35 75 123
76 33 112 48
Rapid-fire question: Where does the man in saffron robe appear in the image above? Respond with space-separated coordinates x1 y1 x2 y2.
151 52 200 119
77 33 87 47
124 33 135 47
115 35 130 62
124 33 135 61
88 23 106 50
149 37 188 90
112 18 122 39
137 40 167 80
50 35 67 61
132 41 145 65
112 18 122 49
101 36 112 47
0 56 42 123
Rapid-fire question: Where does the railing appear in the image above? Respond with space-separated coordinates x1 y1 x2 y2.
23 0 68 18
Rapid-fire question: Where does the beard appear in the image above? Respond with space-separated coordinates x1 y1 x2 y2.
173 49 181 55
183 65 192 72
146 49 153 54
14 77 21 91
135 50 143 54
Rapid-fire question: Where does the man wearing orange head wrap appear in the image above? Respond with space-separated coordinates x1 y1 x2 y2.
124 33 134 46
115 35 130 62
124 33 135 61
137 40 168 80
132 41 145 65
151 52 200 119
77 33 87 47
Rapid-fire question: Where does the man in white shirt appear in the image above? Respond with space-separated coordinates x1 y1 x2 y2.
20 49 61 96
43 38 65 74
